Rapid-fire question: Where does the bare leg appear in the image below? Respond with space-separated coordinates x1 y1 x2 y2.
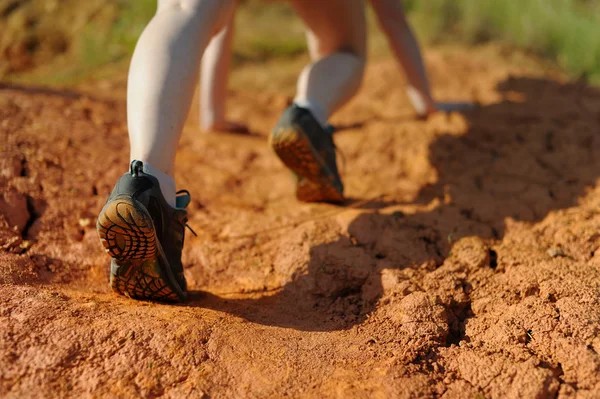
200 22 233 131
269 0 366 203
290 0 367 125
371 0 474 117
128 0 236 178
370 0 437 116
200 12 248 133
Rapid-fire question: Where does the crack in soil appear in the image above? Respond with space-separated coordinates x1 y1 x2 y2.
445 299 473 347
21 196 38 240
19 158 28 177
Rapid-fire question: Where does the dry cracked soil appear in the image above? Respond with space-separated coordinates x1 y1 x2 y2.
1 47 600 398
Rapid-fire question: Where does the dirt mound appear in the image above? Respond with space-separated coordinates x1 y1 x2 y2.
2 47 600 398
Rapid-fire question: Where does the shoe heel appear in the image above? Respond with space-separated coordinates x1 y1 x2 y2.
108 258 181 302
96 198 156 262
97 198 184 302
270 126 322 179
270 127 344 203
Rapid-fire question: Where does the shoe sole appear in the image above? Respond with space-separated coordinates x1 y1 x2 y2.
270 125 344 203
96 197 187 302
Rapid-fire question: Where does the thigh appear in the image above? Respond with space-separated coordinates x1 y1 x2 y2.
290 0 367 59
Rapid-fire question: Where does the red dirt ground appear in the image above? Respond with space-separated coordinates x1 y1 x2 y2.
1 47 600 398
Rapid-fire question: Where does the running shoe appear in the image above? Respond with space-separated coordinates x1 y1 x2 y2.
96 160 193 302
269 105 344 203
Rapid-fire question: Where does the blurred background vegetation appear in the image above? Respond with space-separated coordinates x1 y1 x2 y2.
0 0 598 85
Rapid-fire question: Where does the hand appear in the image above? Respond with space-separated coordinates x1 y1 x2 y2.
416 101 477 120
406 86 476 119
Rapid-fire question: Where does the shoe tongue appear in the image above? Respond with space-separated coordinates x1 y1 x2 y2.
175 192 191 209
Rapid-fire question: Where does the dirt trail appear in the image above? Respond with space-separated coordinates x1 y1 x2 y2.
2 47 600 398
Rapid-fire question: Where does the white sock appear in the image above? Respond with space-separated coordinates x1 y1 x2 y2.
142 162 176 208
293 98 328 128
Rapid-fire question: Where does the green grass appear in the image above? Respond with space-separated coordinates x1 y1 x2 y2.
5 0 600 86
80 0 156 66
0 0 155 85
406 0 600 84
12 0 307 84
232 2 306 62
88 0 600 85
66 0 156 83
75 0 308 78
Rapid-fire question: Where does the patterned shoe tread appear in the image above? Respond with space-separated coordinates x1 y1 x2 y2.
97 198 183 302
97 200 156 261
110 259 179 302
296 176 344 203
270 127 344 203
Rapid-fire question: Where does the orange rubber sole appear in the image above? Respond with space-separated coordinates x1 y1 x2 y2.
96 197 186 302
269 126 344 203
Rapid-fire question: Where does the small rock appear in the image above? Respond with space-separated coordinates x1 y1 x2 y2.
547 247 566 258
2 236 22 250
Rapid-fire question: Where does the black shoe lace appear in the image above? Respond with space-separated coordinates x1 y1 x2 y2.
325 124 346 174
176 189 198 237
183 219 197 237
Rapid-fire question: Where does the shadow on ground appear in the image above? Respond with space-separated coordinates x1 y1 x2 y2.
194 76 600 332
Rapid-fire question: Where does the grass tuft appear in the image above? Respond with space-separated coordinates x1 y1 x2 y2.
407 0 600 84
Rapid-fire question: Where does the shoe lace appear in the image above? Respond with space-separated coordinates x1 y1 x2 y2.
325 124 347 174
183 219 197 237
176 189 198 237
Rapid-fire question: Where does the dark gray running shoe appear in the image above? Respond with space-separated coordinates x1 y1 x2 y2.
269 105 344 203
96 160 193 302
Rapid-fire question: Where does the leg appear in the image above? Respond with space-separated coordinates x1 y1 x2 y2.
200 12 248 133
371 0 474 117
370 0 436 116
97 0 236 303
291 0 367 125
200 21 232 131
128 0 236 178
270 0 366 203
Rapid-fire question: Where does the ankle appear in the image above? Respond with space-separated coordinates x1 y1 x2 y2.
140 161 177 208
293 99 328 128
